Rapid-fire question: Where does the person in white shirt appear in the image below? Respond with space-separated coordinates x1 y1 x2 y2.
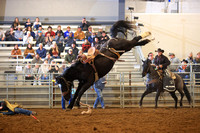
33 17 42 30
23 31 33 45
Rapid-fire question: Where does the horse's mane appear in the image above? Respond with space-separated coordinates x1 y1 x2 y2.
110 20 133 38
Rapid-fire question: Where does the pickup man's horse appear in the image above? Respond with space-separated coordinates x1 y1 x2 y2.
56 20 151 110
140 59 191 108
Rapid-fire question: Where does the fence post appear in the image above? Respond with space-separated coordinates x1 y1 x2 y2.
120 72 122 108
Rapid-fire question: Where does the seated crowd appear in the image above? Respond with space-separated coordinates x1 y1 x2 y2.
0 17 109 50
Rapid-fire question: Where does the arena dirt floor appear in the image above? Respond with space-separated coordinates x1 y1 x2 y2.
0 107 200 133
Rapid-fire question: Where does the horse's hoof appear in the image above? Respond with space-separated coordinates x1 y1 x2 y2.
73 106 80 109
141 32 151 38
139 105 142 108
65 108 72 111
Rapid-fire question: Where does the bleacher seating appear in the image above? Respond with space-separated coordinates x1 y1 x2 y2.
0 23 199 109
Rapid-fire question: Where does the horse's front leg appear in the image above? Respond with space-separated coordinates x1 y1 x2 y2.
155 89 162 108
67 82 83 110
139 87 152 107
75 82 94 107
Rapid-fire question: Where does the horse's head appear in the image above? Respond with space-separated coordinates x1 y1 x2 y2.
56 75 73 101
142 59 151 77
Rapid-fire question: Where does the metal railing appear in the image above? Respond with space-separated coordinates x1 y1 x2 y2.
0 65 199 108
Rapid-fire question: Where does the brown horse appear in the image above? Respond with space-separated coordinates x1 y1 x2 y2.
140 59 192 108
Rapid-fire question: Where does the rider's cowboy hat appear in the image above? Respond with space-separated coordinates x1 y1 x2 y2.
181 59 188 63
155 48 164 53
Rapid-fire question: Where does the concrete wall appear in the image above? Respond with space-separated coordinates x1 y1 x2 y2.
134 13 200 60
0 0 119 22
125 0 200 14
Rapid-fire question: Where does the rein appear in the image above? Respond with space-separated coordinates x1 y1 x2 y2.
146 64 162 84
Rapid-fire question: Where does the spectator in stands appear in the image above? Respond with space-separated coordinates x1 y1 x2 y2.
80 17 90 31
32 53 43 64
40 59 49 84
148 52 155 64
35 31 45 46
88 32 96 44
55 25 64 37
25 18 32 28
44 32 53 47
36 43 47 58
12 17 20 30
92 37 100 49
5 27 16 44
54 31 64 52
14 25 23 41
168 53 181 72
24 44 35 59
64 26 73 38
178 59 190 84
64 32 75 47
146 52 155 83
65 49 76 64
0 30 5 47
74 26 85 41
193 52 200 85
85 26 93 39
48 60 59 78
33 63 41 85
97 27 103 38
99 31 110 44
71 42 79 58
24 63 34 85
26 26 35 39
186 52 193 64
45 53 54 64
11 44 22 59
0 29 5 41
45 26 55 39
82 39 91 53
93 77 106 109
23 31 33 46
33 17 42 30
59 61 67 73
0 100 37 116
36 25 45 37
49 43 61 59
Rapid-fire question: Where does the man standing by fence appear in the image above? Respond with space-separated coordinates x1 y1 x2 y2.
93 77 106 109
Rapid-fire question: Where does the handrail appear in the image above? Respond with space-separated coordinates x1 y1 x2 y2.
0 41 84 45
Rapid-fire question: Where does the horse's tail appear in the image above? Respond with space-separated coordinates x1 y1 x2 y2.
183 82 192 104
110 20 133 38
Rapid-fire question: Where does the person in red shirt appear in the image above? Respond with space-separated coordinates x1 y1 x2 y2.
82 39 91 53
45 26 55 39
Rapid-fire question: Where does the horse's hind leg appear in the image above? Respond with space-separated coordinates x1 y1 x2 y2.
177 89 184 107
136 39 151 47
169 92 178 108
139 89 152 107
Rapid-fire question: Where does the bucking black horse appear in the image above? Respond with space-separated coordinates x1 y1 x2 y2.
56 20 151 110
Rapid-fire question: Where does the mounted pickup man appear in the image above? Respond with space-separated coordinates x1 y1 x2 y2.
154 48 176 91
